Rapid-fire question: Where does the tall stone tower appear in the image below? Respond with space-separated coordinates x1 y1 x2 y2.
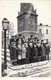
17 3 38 38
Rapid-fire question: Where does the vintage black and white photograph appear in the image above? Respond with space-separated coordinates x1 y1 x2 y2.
0 0 51 77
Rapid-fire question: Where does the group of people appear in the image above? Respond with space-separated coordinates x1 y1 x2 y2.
9 34 50 65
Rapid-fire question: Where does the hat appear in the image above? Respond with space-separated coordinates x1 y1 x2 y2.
46 42 48 44
41 40 43 42
19 34 21 36
29 40 33 43
30 35 33 38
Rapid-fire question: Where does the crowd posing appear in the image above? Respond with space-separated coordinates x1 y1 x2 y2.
9 34 50 65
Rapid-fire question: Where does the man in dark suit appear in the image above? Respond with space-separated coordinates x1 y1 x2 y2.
29 41 34 63
10 36 17 65
45 43 50 60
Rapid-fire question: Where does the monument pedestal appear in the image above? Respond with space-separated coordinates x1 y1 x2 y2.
18 30 43 42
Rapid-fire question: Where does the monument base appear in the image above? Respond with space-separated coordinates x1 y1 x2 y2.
17 31 43 42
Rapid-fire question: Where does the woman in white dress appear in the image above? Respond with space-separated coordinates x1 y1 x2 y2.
21 43 26 64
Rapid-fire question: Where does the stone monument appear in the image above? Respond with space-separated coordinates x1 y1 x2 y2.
17 3 42 39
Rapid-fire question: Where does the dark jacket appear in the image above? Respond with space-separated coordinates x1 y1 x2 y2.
26 46 30 58
29 46 34 58
45 46 50 55
41 45 46 57
10 38 17 61
33 46 38 56
37 46 42 56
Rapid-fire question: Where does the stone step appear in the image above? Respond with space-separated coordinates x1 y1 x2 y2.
7 60 51 77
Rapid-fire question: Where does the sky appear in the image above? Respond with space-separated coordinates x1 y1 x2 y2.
0 0 51 34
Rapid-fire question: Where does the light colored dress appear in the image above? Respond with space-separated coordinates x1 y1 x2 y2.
22 44 26 59
17 44 22 60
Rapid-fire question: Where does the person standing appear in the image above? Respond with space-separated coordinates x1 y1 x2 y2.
24 42 30 64
33 43 38 62
41 43 46 61
45 43 50 60
17 35 22 65
37 42 42 61
29 41 34 63
21 43 26 64
17 34 23 65
10 36 17 65
17 43 22 65
10 36 14 61
15 35 19 64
